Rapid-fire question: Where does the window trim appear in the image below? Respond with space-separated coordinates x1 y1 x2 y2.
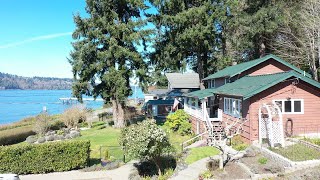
273 99 304 114
224 97 242 118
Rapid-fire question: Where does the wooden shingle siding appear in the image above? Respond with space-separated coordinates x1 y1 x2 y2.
248 81 320 142
241 59 292 77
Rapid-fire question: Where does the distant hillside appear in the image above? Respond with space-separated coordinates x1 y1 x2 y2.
0 72 73 90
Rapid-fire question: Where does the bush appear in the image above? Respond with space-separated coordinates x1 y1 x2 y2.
0 126 36 146
33 113 50 136
164 110 192 135
231 135 249 151
0 140 90 174
258 157 268 165
120 120 172 175
104 148 111 160
61 105 87 129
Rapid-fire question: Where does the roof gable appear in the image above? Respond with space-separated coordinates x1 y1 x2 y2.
214 71 320 100
166 73 200 89
203 54 312 80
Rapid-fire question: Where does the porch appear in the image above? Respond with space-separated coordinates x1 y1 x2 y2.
184 96 222 122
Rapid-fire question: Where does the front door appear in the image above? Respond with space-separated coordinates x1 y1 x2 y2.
208 96 219 118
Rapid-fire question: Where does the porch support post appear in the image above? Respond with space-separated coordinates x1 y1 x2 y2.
202 99 207 121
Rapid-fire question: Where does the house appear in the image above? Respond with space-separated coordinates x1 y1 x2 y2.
143 73 200 117
144 89 169 103
185 54 320 144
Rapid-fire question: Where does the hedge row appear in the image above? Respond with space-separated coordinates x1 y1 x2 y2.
0 140 90 174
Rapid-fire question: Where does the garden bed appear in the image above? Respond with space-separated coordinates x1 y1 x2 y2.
240 152 284 174
211 162 251 180
270 143 320 161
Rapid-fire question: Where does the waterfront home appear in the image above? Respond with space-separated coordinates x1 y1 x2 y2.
143 73 200 117
185 54 320 144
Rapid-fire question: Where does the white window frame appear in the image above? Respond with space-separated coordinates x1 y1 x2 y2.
224 97 242 118
273 99 304 114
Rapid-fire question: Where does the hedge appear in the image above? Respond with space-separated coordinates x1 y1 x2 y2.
0 140 90 174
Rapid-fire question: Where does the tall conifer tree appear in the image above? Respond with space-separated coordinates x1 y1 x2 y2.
69 0 150 128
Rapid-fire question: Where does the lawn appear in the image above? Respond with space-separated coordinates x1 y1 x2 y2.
185 146 220 164
76 121 192 164
76 126 121 160
270 143 320 161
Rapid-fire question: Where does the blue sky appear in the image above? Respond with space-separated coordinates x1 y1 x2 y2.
0 0 157 78
0 0 87 78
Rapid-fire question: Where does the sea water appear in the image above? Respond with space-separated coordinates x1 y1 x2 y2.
0 88 144 125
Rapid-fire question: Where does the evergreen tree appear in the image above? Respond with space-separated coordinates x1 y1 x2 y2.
149 0 229 80
69 0 150 128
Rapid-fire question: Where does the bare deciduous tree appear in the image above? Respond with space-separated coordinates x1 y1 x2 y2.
272 0 320 80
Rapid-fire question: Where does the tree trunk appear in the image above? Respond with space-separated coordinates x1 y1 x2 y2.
197 53 204 80
153 157 162 176
115 99 125 128
111 98 118 123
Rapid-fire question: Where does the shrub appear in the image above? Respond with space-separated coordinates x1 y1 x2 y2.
0 140 90 174
61 105 87 129
120 120 172 175
104 148 111 160
0 126 36 146
158 168 174 180
258 157 268 165
164 110 192 135
199 170 214 179
231 135 249 151
33 113 50 136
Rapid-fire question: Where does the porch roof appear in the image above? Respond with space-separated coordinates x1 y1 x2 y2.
203 54 312 80
214 71 320 100
185 88 217 100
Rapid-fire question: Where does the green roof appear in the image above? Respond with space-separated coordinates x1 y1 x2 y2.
185 88 217 100
203 54 312 80
213 71 320 100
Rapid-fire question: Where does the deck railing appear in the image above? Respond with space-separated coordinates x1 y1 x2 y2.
184 104 223 121
184 104 203 119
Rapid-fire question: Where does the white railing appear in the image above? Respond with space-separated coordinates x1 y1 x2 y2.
181 131 208 151
184 104 203 119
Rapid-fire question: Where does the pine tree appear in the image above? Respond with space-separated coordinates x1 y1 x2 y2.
149 0 230 80
69 0 150 128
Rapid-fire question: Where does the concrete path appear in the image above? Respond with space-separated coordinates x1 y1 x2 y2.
170 157 217 180
20 161 137 180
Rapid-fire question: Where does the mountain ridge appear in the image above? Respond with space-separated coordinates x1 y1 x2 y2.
0 72 73 90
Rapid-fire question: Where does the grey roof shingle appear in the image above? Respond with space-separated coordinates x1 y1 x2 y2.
166 73 200 89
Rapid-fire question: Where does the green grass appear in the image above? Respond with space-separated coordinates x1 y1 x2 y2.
303 138 320 146
270 143 320 161
76 126 121 160
185 146 220 164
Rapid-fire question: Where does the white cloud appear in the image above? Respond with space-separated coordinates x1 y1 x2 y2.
0 32 72 49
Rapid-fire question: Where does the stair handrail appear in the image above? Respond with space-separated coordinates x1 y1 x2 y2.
181 131 208 151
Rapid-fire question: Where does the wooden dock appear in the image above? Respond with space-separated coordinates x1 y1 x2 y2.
59 97 104 104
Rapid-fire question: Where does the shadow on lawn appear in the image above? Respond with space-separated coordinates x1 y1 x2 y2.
134 155 176 176
89 158 101 166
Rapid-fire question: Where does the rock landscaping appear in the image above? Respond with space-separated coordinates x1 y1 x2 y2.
25 128 81 144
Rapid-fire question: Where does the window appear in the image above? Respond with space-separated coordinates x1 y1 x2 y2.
224 97 242 118
273 99 304 114
207 79 215 88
